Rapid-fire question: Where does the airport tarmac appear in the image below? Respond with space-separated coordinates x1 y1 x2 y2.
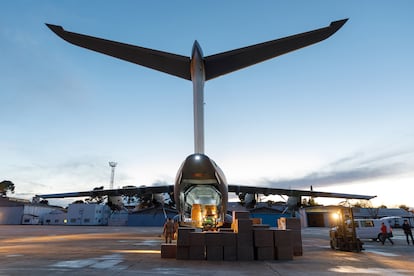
0 225 413 275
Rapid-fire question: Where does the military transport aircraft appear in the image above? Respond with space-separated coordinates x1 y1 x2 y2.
37 19 375 229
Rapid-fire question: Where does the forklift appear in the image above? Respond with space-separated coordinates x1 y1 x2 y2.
329 206 364 252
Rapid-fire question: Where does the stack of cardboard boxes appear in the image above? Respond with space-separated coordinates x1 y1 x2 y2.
161 212 303 261
253 227 275 260
233 211 255 260
278 217 303 256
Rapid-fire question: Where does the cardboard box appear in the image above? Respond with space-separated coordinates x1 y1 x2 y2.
274 229 292 247
206 245 223 261
189 245 205 260
237 232 253 247
255 247 275 260
275 245 293 260
176 245 189 260
161 243 176 258
189 232 205 246
234 219 252 233
221 232 237 247
232 211 250 220
278 217 301 230
291 229 302 244
204 232 222 246
177 227 196 246
291 229 303 256
253 229 274 247
237 246 254 261
223 246 237 261
293 246 303 256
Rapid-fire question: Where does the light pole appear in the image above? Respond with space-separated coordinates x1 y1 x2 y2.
109 161 117 189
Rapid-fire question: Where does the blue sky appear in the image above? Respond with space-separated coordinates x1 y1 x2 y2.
1 1 414 208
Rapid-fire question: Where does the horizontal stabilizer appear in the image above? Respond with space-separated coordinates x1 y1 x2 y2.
204 19 348 80
46 19 347 81
46 24 191 80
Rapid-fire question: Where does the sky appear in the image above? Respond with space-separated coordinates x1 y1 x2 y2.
1 1 414 208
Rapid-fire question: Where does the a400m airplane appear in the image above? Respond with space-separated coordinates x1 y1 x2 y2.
37 19 375 229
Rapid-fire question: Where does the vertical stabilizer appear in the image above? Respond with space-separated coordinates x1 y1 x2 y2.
190 41 206 154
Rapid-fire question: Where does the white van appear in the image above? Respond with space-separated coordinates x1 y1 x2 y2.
380 216 403 228
346 218 392 241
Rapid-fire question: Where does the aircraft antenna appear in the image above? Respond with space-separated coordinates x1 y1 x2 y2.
109 161 117 189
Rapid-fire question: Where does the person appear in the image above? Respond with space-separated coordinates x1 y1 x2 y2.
402 219 414 245
380 222 394 245
163 217 175 244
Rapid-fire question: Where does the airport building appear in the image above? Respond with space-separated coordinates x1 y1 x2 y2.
0 197 63 225
0 197 110 226
43 209 67 225
66 202 111 225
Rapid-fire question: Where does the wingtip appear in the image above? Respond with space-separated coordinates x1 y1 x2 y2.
45 23 64 34
330 18 349 30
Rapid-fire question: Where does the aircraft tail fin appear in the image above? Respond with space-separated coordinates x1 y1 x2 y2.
45 24 191 80
204 19 348 80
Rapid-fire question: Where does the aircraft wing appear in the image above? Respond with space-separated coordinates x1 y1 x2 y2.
204 19 348 80
36 185 174 199
227 184 376 200
45 24 191 80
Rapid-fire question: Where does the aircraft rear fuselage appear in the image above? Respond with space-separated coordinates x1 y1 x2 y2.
174 154 228 228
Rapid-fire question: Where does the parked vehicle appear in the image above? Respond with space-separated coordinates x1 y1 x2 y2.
380 216 403 228
347 218 392 241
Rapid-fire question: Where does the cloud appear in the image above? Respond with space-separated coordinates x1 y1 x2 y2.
7 157 116 194
262 148 414 190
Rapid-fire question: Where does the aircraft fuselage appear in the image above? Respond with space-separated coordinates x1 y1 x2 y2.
174 154 228 228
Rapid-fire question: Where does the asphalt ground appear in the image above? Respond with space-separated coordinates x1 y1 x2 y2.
0 225 413 275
